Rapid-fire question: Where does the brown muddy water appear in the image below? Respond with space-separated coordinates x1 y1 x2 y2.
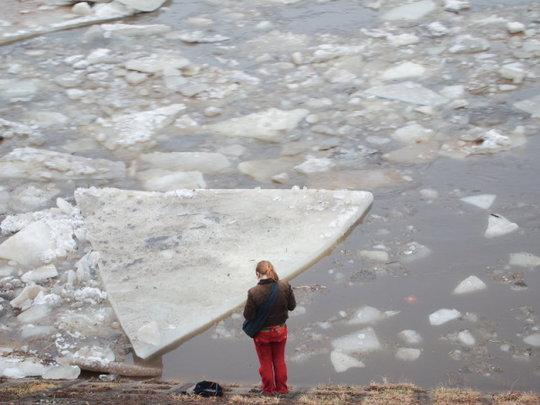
0 0 539 392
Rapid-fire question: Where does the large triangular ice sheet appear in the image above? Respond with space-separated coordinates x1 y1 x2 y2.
75 188 373 359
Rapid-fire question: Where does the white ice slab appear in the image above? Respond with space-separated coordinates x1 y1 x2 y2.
429 308 461 326
75 187 372 359
330 351 365 373
453 275 486 295
509 252 540 268
484 214 518 238
331 327 382 354
364 82 447 106
382 1 436 21
460 194 496 210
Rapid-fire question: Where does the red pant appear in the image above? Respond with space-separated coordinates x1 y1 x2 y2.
253 325 288 394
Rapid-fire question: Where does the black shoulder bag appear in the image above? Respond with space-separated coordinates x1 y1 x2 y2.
242 283 279 338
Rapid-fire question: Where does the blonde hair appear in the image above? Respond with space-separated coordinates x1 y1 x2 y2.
256 260 279 282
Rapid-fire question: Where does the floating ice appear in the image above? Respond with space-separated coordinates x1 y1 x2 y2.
484 214 518 238
400 242 431 263
429 309 461 326
294 156 335 174
448 35 490 53
93 104 185 150
509 252 540 268
391 123 433 144
348 306 384 325
523 334 540 347
177 31 229 43
395 348 421 361
383 142 440 164
75 187 372 358
206 108 309 142
499 63 526 84
331 327 382 354
21 264 58 284
238 158 299 183
398 330 422 345
460 194 496 210
100 23 171 37
330 351 365 373
382 1 436 21
364 82 447 106
0 148 125 181
453 276 486 294
458 330 476 346
420 189 439 200
443 0 470 12
514 95 540 119
17 305 51 324
43 365 81 380
358 250 389 262
20 325 55 340
381 62 426 81
11 285 44 310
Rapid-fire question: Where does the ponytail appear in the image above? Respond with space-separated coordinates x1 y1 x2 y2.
256 260 279 282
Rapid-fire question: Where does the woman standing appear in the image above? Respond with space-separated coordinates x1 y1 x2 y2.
243 260 296 395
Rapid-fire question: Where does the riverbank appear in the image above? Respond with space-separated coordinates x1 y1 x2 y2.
0 378 538 404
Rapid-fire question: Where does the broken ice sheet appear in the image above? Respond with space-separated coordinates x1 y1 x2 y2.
429 309 461 326
75 187 373 359
453 276 487 295
348 306 398 325
484 214 518 238
460 194 496 210
330 351 365 373
331 327 382 354
509 252 540 269
400 242 431 263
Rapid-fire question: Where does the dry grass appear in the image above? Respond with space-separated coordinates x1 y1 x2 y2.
227 394 281 404
0 380 58 399
492 391 540 404
432 387 483 405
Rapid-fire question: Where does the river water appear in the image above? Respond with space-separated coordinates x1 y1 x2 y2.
1 0 539 391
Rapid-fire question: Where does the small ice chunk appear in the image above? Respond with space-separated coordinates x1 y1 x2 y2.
507 22 525 34
443 0 470 12
514 95 540 119
460 194 496 210
509 252 540 268
73 346 115 364
429 308 461 326
21 264 58 283
20 325 55 340
349 306 385 325
391 122 433 144
400 242 431 263
364 82 447 106
138 170 206 191
484 214 518 238
523 334 540 347
458 330 476 346
381 62 426 81
382 1 436 21
358 250 388 262
395 347 421 361
17 305 51 323
398 330 422 345
331 327 382 354
499 63 526 84
294 156 335 174
330 351 365 373
453 276 486 295
10 285 44 309
387 33 420 47
43 365 81 380
448 35 490 54
427 21 449 37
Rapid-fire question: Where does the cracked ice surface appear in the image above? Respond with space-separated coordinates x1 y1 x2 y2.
75 187 372 359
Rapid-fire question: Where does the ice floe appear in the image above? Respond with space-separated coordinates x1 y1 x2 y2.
484 214 519 238
205 108 309 142
348 306 398 325
429 309 461 326
358 250 389 263
457 330 476 346
460 194 496 210
395 348 421 361
453 276 487 295
331 327 382 354
364 82 447 106
523 334 540 347
75 187 372 358
330 351 365 373
0 148 125 180
509 252 540 268
398 330 423 346
382 1 436 21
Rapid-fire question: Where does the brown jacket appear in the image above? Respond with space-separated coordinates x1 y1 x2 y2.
243 279 296 327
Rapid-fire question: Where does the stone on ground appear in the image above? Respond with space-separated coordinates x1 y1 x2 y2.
75 187 373 359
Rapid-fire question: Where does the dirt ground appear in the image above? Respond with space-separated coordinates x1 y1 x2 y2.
0 378 538 404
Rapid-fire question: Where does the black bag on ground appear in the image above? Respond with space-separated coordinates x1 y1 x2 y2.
242 283 279 338
193 380 223 397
